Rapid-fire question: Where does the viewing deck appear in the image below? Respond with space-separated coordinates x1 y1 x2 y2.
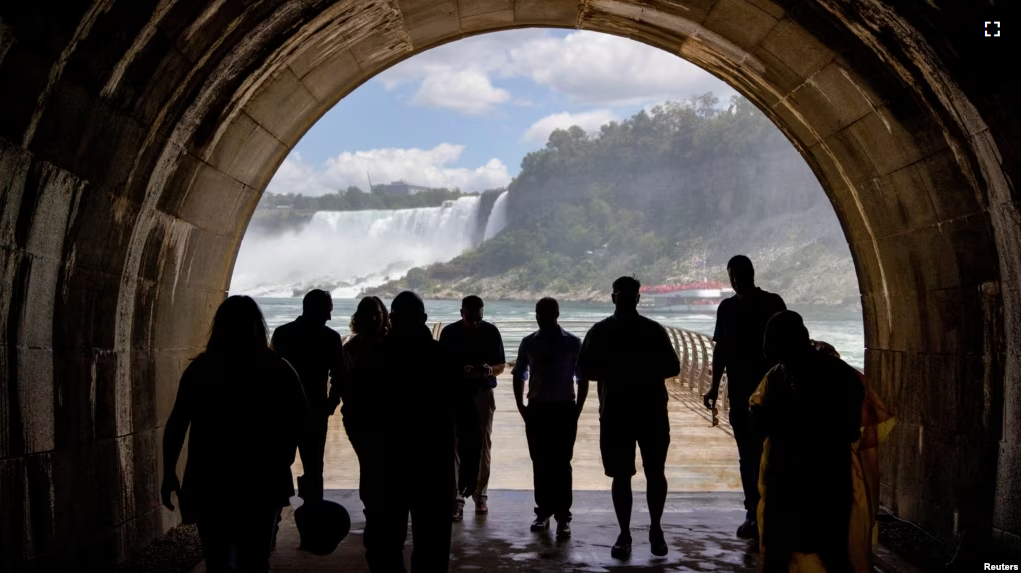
188 324 922 573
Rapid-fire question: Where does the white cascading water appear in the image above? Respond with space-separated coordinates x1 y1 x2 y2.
482 190 509 240
231 196 482 298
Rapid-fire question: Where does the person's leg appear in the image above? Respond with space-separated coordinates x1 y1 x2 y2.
638 407 670 533
611 476 634 534
524 404 552 522
364 499 410 573
638 406 671 556
729 405 761 524
409 489 455 572
234 504 280 573
196 512 232 573
472 388 496 507
452 398 473 515
552 403 578 524
297 411 327 502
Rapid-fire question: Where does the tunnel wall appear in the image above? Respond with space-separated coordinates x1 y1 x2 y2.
0 1 1018 570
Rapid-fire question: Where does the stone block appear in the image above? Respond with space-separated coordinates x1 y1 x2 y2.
152 284 220 352
400 0 462 47
0 140 31 247
785 70 868 143
61 187 135 278
804 142 870 240
16 348 56 454
460 7 515 32
942 212 999 289
759 18 833 80
130 353 157 436
242 67 320 146
225 185 261 245
916 147 987 222
24 162 83 259
459 0 512 18
113 508 163 567
222 122 287 192
848 107 932 178
348 28 413 73
770 99 818 147
91 350 119 441
205 113 257 177
177 227 235 292
154 349 188 425
178 164 246 234
848 239 881 296
995 441 1021 540
156 151 203 218
822 127 880 186
514 0 578 25
20 255 61 349
920 287 985 357
883 292 925 353
295 48 364 104
703 0 779 52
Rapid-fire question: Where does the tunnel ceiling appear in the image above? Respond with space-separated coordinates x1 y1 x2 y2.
0 0 1019 570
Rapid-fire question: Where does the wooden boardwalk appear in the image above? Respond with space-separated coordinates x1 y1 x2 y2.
298 373 741 493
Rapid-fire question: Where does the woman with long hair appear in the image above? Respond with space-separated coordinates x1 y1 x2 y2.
340 296 390 504
161 295 309 573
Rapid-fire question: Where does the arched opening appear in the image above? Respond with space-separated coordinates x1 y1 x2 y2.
0 1 1016 570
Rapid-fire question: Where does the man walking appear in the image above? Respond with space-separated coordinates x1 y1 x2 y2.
512 297 589 539
360 291 481 572
440 295 506 519
703 255 787 539
270 289 345 503
578 276 680 559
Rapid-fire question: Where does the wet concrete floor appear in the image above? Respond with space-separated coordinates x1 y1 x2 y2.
193 374 758 571
233 489 759 572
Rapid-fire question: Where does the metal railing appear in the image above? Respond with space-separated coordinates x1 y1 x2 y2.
342 319 729 429
427 320 731 430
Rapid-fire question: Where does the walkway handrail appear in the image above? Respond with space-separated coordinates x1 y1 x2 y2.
343 320 729 429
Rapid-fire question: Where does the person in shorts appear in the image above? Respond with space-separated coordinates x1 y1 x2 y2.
577 276 681 559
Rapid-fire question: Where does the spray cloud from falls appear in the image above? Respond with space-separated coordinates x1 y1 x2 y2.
231 192 510 298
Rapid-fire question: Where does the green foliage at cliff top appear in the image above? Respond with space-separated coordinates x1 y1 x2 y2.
393 93 834 295
258 186 484 212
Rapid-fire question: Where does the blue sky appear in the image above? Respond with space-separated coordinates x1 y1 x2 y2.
268 29 737 196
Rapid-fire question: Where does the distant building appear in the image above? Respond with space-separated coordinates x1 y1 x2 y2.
376 180 431 196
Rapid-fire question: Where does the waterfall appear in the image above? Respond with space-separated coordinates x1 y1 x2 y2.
231 196 482 298
482 191 509 240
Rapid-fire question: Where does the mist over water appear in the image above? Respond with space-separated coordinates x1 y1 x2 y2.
231 196 487 298
483 190 509 241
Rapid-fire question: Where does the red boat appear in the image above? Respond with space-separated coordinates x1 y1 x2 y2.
638 280 733 313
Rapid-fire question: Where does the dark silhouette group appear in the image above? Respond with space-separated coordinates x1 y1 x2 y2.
160 259 872 573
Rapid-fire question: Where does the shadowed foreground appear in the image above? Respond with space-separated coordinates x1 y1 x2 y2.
193 490 759 573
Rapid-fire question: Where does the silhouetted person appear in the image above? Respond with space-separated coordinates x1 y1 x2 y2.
270 289 345 503
703 255 786 539
578 276 680 559
440 295 505 519
513 297 589 538
751 311 863 573
361 291 481 572
161 295 308 573
340 296 390 504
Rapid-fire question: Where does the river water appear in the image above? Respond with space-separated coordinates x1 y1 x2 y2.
255 297 865 370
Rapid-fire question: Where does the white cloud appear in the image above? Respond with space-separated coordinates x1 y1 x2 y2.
411 68 510 115
509 31 737 106
374 29 737 116
266 146 511 196
522 110 619 145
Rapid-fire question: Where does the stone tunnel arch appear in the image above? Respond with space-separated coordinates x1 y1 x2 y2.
0 1 1018 570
